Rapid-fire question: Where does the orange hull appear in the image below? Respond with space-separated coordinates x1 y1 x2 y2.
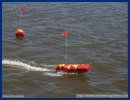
56 64 92 73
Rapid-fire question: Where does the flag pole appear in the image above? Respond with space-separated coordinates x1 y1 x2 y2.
62 31 68 64
20 11 22 28
66 36 68 64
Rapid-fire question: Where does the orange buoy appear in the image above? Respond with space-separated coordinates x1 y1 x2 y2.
15 28 25 37
56 64 92 73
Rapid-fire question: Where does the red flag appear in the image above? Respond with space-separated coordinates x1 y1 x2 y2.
20 8 27 12
62 31 68 37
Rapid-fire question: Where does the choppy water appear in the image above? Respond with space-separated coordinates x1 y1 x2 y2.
2 2 128 98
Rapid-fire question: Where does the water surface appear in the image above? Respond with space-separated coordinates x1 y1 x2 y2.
2 2 128 98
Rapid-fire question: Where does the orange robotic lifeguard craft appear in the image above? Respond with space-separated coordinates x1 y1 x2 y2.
56 64 92 73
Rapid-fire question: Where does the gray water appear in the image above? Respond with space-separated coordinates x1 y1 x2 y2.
2 2 128 98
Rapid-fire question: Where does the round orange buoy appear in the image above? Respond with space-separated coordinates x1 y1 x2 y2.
15 28 25 37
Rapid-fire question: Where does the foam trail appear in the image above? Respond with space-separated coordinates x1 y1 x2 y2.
44 72 64 77
2 59 51 72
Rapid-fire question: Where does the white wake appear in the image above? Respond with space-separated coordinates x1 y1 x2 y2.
2 59 51 72
2 59 75 77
